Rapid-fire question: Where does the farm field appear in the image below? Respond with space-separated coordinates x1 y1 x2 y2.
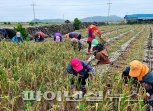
0 22 63 29
0 24 152 111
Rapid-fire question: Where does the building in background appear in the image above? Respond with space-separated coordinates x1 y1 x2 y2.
124 14 153 23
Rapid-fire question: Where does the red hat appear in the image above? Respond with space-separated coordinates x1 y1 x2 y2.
70 58 83 72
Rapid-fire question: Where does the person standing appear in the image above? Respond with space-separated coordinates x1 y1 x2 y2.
87 24 102 54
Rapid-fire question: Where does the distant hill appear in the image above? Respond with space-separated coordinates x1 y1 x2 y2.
32 15 123 22
81 15 123 22
32 19 65 23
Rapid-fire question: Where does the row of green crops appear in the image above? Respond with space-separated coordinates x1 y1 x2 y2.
0 25 148 110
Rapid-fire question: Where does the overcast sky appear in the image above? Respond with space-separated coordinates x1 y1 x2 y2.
0 0 153 22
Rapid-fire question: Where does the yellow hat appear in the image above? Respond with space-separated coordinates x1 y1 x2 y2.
129 60 149 80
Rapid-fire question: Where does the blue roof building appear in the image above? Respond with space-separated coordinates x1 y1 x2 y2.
124 14 153 22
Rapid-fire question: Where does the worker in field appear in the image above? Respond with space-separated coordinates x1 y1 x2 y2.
12 32 24 44
34 32 45 42
91 39 99 52
87 24 102 55
65 32 82 40
67 58 95 95
87 39 110 79
54 32 62 42
0 28 16 39
71 38 84 51
122 60 153 101
87 39 110 65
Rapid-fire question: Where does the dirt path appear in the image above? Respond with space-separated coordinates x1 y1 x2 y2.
107 25 149 86
143 26 153 71
93 26 145 76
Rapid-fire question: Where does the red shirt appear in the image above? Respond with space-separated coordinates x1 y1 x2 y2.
100 59 110 64
87 25 102 42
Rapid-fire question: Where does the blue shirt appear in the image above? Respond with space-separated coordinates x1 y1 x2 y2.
69 32 80 38
123 66 153 84
12 36 24 44
67 60 94 77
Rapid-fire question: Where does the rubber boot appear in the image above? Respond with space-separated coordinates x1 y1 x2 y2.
71 84 75 92
81 85 86 96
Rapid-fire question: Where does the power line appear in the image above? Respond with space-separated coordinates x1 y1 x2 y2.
107 0 112 23
43 4 106 6
0 3 106 7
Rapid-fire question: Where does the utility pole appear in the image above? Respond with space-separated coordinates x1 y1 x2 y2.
31 2 36 20
107 0 112 24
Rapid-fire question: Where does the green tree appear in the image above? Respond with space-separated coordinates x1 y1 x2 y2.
65 20 71 23
15 23 29 40
29 22 35 26
7 22 11 25
35 22 38 25
73 18 81 30
3 22 7 25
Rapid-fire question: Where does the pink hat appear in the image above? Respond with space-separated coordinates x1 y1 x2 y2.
70 58 83 72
